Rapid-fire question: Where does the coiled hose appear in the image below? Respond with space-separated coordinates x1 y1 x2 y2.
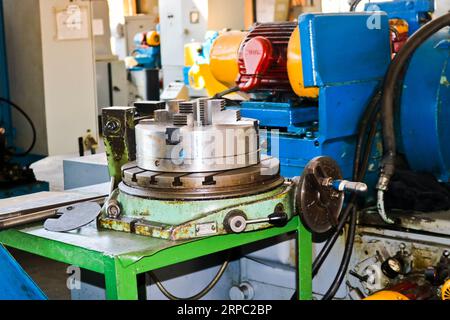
0 97 36 157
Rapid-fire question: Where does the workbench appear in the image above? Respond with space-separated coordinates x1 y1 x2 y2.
0 216 312 300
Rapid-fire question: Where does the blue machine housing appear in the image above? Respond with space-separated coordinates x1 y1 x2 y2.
399 27 450 182
365 0 434 34
129 46 161 70
183 31 219 86
0 2 12 142
0 2 48 198
234 13 391 180
129 30 161 70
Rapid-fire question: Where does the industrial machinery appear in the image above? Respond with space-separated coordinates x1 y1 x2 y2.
0 1 48 198
127 30 161 70
99 100 366 240
0 0 449 302
184 31 235 97
188 0 450 300
126 29 161 101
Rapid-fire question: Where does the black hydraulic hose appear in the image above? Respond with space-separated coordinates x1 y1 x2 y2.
312 90 381 277
312 113 380 277
349 0 363 12
312 201 354 277
318 111 380 300
321 205 358 300
0 97 36 156
377 13 450 191
212 86 240 99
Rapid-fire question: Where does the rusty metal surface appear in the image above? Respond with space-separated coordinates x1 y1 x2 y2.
102 107 136 187
359 209 450 237
99 182 296 240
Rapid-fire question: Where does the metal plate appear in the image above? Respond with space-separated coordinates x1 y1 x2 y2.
44 202 101 232
120 156 284 200
297 156 344 234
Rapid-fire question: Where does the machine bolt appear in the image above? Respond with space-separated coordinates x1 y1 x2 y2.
229 215 247 233
105 119 120 133
106 200 121 219
229 282 255 300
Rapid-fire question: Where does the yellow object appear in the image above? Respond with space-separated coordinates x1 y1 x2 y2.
184 42 202 67
364 290 409 300
188 62 229 96
209 31 247 89
146 31 160 46
389 18 409 35
441 279 450 300
287 26 319 98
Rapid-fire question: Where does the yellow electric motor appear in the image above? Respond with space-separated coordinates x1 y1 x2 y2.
146 31 160 46
209 31 247 89
208 23 319 98
364 290 409 300
185 42 230 96
441 279 450 300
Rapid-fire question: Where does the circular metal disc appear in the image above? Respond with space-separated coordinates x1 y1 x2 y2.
120 156 284 200
297 156 344 234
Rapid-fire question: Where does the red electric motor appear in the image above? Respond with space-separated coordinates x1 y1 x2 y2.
237 22 297 92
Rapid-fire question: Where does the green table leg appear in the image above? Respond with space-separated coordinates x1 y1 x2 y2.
103 256 139 300
297 223 312 300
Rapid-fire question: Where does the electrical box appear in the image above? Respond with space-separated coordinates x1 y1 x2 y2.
2 0 98 156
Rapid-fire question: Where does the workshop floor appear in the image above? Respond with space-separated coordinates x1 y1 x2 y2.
7 247 71 300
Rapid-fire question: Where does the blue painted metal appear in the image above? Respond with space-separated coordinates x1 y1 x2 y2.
0 245 46 300
231 101 318 133
236 13 391 181
0 6 49 199
399 28 450 182
130 46 161 70
0 2 12 143
365 0 434 35
299 13 391 87
129 30 161 70
184 31 219 86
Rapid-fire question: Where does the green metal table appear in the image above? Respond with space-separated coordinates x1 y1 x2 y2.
0 216 312 300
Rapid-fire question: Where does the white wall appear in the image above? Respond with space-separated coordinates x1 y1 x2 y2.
39 0 98 155
435 0 450 17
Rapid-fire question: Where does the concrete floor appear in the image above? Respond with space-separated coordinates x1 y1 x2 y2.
7 247 71 300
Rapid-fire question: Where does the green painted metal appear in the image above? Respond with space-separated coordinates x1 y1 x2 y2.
100 182 297 240
0 217 312 300
102 107 136 187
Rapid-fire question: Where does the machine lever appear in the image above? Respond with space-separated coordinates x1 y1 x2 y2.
225 208 288 233
245 212 288 227
328 179 368 194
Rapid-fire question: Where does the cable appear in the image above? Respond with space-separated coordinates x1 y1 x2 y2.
349 0 363 12
376 13 450 221
149 255 230 300
212 86 240 99
312 90 382 277
321 205 357 300
0 97 36 156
